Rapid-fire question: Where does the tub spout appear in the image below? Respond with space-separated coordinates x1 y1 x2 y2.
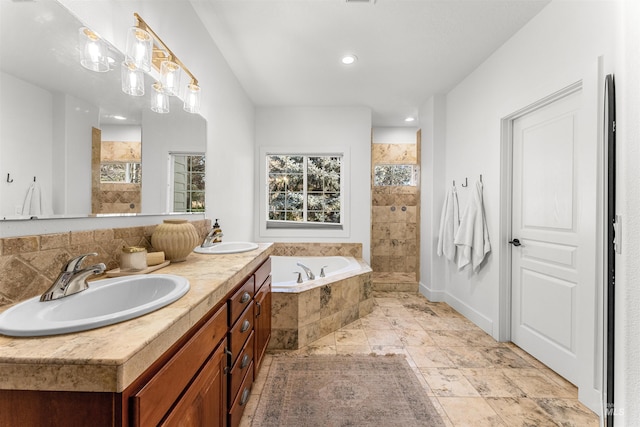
296 262 315 280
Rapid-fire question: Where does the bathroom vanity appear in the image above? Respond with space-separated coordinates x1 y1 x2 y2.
0 244 273 427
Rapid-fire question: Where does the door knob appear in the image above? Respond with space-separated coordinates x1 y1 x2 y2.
509 238 522 247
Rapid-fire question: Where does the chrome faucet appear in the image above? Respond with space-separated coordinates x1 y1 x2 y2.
201 228 224 248
40 253 106 302
296 262 315 280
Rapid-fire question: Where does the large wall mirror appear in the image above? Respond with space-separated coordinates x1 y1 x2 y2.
0 0 206 220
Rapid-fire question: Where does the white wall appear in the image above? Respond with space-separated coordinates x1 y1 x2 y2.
372 127 418 144
420 0 619 415
254 106 372 262
614 0 640 423
0 72 53 218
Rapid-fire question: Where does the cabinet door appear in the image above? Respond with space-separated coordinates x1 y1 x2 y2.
161 338 228 427
254 278 271 377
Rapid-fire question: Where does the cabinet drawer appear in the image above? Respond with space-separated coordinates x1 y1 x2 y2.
132 304 228 427
229 276 254 326
228 302 254 366
229 330 254 402
254 258 271 293
228 362 254 427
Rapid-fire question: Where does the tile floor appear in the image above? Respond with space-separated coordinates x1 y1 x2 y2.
242 291 600 426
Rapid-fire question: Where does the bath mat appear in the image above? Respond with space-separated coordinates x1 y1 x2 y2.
252 354 445 427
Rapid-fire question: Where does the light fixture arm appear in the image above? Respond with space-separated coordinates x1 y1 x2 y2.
133 13 198 86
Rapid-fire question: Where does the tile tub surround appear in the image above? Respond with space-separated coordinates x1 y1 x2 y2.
0 219 210 309
271 242 362 258
0 242 273 393
269 260 374 350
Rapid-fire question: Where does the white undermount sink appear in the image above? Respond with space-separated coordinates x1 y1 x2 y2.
0 274 189 337
193 241 259 254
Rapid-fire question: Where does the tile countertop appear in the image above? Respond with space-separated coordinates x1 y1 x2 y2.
0 243 273 394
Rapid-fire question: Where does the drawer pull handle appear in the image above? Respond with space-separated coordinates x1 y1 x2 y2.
224 348 233 374
241 353 250 369
240 292 251 304
256 301 262 317
240 388 250 406
240 319 251 333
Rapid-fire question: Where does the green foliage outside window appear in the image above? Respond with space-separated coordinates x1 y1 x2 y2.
268 155 342 224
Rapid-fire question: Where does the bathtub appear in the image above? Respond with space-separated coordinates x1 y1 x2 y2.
269 254 374 350
271 256 362 290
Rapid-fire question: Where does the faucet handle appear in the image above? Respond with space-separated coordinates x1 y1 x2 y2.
62 252 98 272
293 271 303 284
320 265 328 278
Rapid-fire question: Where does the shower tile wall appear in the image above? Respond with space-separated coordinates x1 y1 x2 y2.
371 142 420 290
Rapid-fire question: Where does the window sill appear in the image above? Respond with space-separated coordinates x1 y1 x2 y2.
266 221 343 230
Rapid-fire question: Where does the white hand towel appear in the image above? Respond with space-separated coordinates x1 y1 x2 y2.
454 180 491 271
437 185 459 263
21 182 42 217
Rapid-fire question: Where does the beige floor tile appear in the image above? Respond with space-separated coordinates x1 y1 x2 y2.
438 396 506 426
335 329 369 345
243 292 599 427
503 368 578 398
486 397 558 426
406 345 454 368
429 329 499 347
420 368 481 397
364 328 403 346
534 398 600 426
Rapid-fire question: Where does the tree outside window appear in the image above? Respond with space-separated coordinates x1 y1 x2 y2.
267 154 342 224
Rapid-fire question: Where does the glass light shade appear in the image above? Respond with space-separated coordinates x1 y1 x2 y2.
183 83 201 114
125 27 152 72
160 60 181 96
121 62 144 96
79 28 109 72
151 82 169 113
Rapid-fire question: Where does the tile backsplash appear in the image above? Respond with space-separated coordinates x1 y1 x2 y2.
0 219 210 308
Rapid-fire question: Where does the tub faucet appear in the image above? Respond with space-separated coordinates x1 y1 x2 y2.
40 253 106 302
296 262 315 280
201 229 224 247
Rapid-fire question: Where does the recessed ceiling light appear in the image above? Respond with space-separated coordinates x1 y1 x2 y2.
113 115 127 120
404 117 415 122
341 54 357 65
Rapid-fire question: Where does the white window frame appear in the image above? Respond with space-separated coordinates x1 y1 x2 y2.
258 146 350 239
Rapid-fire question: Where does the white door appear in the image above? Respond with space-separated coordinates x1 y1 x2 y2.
511 88 594 386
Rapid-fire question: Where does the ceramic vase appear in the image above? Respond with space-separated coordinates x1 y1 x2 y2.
151 219 199 263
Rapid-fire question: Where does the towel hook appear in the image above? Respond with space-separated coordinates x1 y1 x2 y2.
6 173 13 183
480 174 483 183
461 177 468 187
33 176 36 182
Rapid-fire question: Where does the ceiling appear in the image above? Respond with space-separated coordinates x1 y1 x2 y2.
192 0 550 127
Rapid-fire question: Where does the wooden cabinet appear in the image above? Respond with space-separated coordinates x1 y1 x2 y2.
0 257 271 427
160 339 228 427
254 276 271 376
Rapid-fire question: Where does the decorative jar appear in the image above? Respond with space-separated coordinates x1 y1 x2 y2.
151 219 199 263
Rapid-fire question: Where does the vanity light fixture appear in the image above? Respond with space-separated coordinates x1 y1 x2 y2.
341 54 358 65
151 82 170 114
128 13 202 114
78 27 109 72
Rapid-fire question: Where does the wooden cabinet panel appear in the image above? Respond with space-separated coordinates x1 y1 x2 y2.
160 339 228 427
229 331 254 402
131 304 228 427
228 363 254 427
254 258 271 293
228 276 254 326
254 278 271 377
228 302 254 367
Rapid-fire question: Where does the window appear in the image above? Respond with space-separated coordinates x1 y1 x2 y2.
267 154 343 226
171 153 205 213
373 164 419 186
100 162 141 184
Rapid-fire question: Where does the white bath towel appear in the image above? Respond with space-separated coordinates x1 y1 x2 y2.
21 181 42 217
437 185 459 263
454 180 491 271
